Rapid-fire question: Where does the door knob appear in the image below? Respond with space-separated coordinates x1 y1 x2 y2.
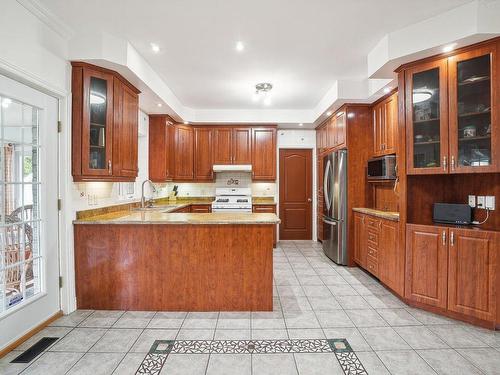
307 198 312 202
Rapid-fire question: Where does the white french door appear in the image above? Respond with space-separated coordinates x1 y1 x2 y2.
0 74 59 350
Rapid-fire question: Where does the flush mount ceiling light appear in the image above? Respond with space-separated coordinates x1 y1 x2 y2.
235 41 245 52
442 43 457 53
151 43 160 53
253 82 273 105
413 89 433 104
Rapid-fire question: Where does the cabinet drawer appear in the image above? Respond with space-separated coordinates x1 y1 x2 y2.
190 204 211 213
366 257 378 276
252 204 276 213
366 217 381 231
366 231 379 247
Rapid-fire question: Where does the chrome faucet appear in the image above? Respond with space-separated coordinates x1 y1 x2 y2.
141 179 157 208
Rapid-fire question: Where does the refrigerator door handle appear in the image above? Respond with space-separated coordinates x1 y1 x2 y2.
323 159 332 210
322 218 338 226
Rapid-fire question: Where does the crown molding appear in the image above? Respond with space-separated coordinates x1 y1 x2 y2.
17 0 74 40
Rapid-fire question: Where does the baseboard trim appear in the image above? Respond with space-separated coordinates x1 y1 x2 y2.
0 310 63 359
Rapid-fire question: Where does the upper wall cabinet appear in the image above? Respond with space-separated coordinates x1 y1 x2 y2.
404 40 499 174
213 127 252 165
149 115 175 182
252 128 277 180
72 62 140 182
448 44 498 173
373 92 398 156
316 111 346 154
174 124 194 180
194 127 214 180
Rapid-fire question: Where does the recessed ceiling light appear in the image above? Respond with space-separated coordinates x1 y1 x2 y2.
151 43 160 53
298 123 304 127
442 43 457 53
383 87 391 94
326 111 332 116
157 103 163 107
236 41 245 52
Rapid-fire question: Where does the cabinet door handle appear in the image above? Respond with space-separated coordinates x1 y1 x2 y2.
108 160 112 174
451 156 455 171
450 231 455 247
442 230 446 246
443 156 447 171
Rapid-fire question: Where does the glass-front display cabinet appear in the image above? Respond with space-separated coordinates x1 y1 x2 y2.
448 45 498 173
406 60 449 174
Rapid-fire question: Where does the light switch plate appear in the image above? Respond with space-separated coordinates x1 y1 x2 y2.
485 196 495 210
468 195 476 208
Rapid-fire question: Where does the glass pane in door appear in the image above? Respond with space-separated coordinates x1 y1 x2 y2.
0 95 42 313
456 55 491 167
412 68 441 169
89 77 107 170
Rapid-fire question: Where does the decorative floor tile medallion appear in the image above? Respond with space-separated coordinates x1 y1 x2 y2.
135 338 366 375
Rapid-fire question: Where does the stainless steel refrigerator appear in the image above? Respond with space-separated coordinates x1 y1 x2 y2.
322 149 347 265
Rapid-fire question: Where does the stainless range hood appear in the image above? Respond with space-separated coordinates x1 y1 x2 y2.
213 164 252 172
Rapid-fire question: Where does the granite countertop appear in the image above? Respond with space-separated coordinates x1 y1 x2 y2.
352 208 400 221
74 211 280 225
252 197 276 205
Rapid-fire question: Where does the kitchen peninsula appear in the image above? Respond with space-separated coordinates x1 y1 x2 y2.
73 208 280 311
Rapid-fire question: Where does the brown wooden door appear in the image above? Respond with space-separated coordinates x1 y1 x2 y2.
353 213 366 267
81 68 114 177
378 219 402 295
448 44 499 173
252 128 276 180
316 157 324 242
447 228 498 321
405 224 448 308
279 149 312 240
335 112 346 148
174 125 194 180
213 128 233 164
405 59 449 175
113 79 138 178
194 127 214 180
383 92 398 155
233 128 252 164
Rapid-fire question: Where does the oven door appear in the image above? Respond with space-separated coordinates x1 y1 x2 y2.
212 206 252 213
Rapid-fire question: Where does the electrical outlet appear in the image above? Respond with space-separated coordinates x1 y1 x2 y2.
468 195 476 208
477 196 486 209
485 196 495 210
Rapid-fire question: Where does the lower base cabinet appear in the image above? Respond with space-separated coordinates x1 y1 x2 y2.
406 224 499 323
253 204 277 247
353 212 402 295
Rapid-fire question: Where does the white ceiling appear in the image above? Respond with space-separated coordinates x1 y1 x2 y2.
40 0 471 112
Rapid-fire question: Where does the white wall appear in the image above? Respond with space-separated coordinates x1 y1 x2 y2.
277 129 317 241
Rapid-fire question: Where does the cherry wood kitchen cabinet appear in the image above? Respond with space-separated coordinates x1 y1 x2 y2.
172 205 191 213
405 224 448 308
149 115 175 182
253 204 277 246
174 125 194 180
194 127 214 180
378 218 402 295
403 39 499 174
447 227 498 322
406 223 498 324
373 92 398 156
190 204 212 213
448 44 499 173
252 127 277 180
72 62 140 181
353 213 366 267
213 127 252 165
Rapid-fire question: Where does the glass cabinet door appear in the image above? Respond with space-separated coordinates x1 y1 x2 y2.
406 60 448 174
448 46 497 173
82 69 113 176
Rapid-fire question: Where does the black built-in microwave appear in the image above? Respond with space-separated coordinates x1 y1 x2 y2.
367 155 397 180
